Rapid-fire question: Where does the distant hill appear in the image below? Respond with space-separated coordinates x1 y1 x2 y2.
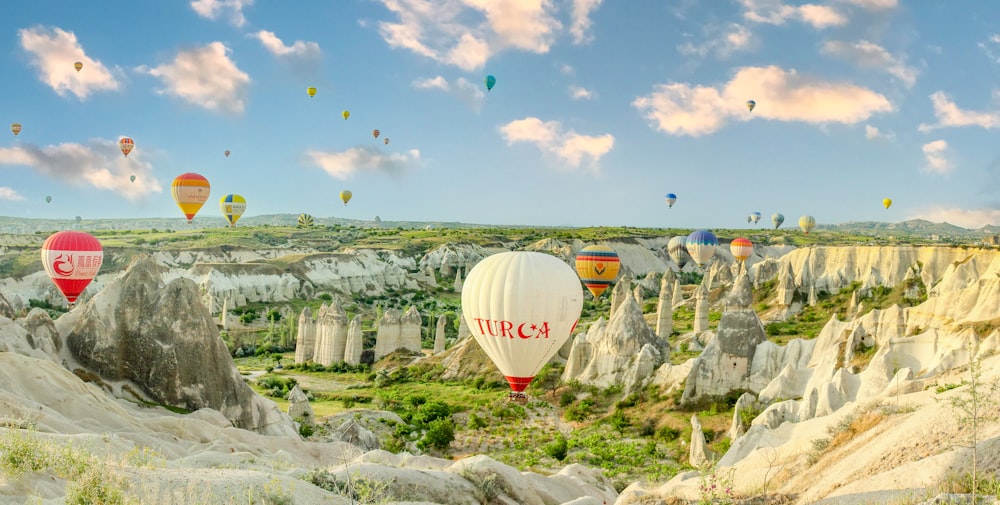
818 219 995 239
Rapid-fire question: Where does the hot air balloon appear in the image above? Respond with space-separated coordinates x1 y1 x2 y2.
665 193 677 208
119 137 134 157
372 129 380 139
462 251 583 398
342 110 350 120
667 236 688 267
686 230 718 268
340 190 352 205
297 213 314 227
574 245 621 298
225 150 231 158
129 175 136 183
171 173 211 222
384 138 389 145
746 100 756 112
484 74 496 92
750 211 762 224
883 198 892 210
307 87 316 97
220 194 246 227
41 231 103 305
75 216 82 225
747 215 752 224
730 237 753 263
45 195 52 204
799 215 816 234
11 123 21 136
74 61 83 72
772 213 785 229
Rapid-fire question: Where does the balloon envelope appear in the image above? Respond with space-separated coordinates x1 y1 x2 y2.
746 100 756 112
372 129 380 139
730 238 753 262
883 198 892 209
462 251 583 393
686 230 718 268
307 87 316 97
119 137 134 157
220 194 247 227
11 123 21 136
41 231 103 304
340 190 352 205
225 150 231 158
574 245 621 298
171 173 211 222
484 74 496 91
750 211 762 224
297 213 314 227
799 215 816 234
772 213 785 229
667 236 688 267
665 193 677 208
129 175 136 183
45 195 52 203
342 110 350 120
74 61 83 72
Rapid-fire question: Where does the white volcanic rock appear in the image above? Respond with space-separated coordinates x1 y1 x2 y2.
434 314 447 354
344 314 364 365
418 243 492 277
294 306 316 364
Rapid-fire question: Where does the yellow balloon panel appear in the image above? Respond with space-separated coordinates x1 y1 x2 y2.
172 173 211 222
574 245 620 298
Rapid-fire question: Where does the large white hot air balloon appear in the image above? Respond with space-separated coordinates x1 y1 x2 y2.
462 251 583 400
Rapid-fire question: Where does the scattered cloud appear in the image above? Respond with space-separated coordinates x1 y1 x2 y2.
864 124 894 140
190 0 253 27
499 117 614 172
252 30 321 59
841 0 898 10
569 0 603 44
677 23 754 58
632 65 893 137
909 206 1000 229
738 0 846 29
307 146 420 180
0 140 162 200
411 75 485 110
978 34 1000 65
18 26 120 100
569 85 595 100
375 0 562 70
918 92 1000 132
412 75 450 91
0 187 25 202
921 140 953 174
559 63 575 75
821 40 918 87
143 42 251 114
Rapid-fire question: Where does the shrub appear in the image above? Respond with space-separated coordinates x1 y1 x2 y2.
418 418 455 451
544 434 568 461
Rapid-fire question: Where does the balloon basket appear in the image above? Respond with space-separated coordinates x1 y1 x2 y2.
507 391 528 403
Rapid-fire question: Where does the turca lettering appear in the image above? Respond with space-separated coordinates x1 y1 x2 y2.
473 318 551 339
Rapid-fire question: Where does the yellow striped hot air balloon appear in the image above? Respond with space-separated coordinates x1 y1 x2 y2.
171 173 211 222
219 194 246 227
799 215 816 234
297 213 314 227
574 245 621 298
339 190 352 205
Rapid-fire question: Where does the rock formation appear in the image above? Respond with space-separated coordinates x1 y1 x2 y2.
294 306 315 364
374 307 423 359
64 254 296 436
693 284 709 333
655 271 673 339
344 314 364 365
287 384 314 427
314 302 349 366
672 279 684 307
689 414 709 468
609 276 631 317
400 306 423 355
434 314 447 354
457 310 471 341
453 268 463 293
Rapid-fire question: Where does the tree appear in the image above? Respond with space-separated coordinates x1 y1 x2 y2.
946 344 999 502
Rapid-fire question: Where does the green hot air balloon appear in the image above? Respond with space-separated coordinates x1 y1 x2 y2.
484 74 496 92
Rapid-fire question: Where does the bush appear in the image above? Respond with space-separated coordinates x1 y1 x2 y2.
544 434 568 461
418 418 455 451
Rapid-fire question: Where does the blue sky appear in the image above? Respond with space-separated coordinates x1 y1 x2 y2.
1 0 999 229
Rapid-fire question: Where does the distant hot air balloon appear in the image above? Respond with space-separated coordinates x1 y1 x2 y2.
686 230 718 268
342 110 350 120
340 190 352 206
772 213 785 229
746 100 756 112
75 216 82 225
667 236 688 267
372 129 380 139
730 237 753 263
307 87 316 97
665 193 677 208
129 175 136 183
799 215 816 234
45 195 52 204
11 123 21 136
225 150 231 158
484 74 497 92
462 251 583 397
119 137 134 157
74 61 83 72
41 231 103 305
219 194 247 227
384 138 389 145
574 245 621 298
171 173 211 222
883 198 892 210
297 213 314 227
750 211 762 224
747 215 752 224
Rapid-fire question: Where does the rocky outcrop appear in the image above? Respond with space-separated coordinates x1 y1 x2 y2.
434 314 447 354
64 254 296 436
655 271 673 339
689 415 709 468
374 307 423 360
294 307 315 364
453 268 463 293
314 302 349 366
693 284 709 333
418 243 490 277
344 315 364 365
287 384 314 427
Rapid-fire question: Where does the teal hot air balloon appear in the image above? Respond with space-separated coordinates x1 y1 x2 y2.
772 213 785 229
484 74 496 92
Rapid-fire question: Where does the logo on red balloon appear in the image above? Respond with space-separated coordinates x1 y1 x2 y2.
52 254 74 276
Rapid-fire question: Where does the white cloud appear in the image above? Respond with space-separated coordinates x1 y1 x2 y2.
821 40 918 87
569 0 603 44
252 30 320 59
0 187 25 201
738 0 846 29
632 65 892 137
376 0 561 70
864 124 894 140
144 42 251 114
499 117 614 172
0 140 162 200
909 206 1000 229
18 26 120 100
677 23 754 58
190 0 253 27
411 76 484 110
980 35 1000 65
412 75 450 90
559 63 575 75
568 85 595 100
841 0 898 10
921 140 953 174
918 92 1000 132
307 147 420 180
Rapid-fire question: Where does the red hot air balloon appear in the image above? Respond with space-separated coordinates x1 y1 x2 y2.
41 231 103 305
119 137 134 157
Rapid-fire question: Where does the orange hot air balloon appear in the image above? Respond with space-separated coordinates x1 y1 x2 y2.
574 245 621 298
171 173 211 222
41 231 103 305
11 123 22 136
74 61 83 72
372 129 380 139
730 237 753 263
119 137 134 157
